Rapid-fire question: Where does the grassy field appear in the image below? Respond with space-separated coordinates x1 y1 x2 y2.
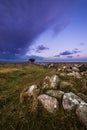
0 62 87 130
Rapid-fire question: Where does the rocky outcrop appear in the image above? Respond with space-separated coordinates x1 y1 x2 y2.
76 104 87 129
79 64 87 72
45 90 64 100
43 75 60 90
50 75 60 89
38 94 59 113
60 81 73 90
77 93 87 103
67 71 81 79
62 92 86 110
27 85 37 95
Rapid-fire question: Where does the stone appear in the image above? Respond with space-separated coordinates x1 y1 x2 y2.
59 73 66 78
60 81 73 90
48 63 54 68
45 90 64 100
38 94 59 113
79 64 87 72
77 93 87 103
43 76 51 90
62 92 86 110
27 85 37 95
67 71 81 79
72 67 79 72
76 104 87 129
50 75 60 89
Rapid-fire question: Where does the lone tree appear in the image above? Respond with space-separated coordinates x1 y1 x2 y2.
29 58 35 63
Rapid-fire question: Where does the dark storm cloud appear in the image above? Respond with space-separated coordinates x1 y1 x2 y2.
0 0 75 60
54 48 80 57
36 45 49 53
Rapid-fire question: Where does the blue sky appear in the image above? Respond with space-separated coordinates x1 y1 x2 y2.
0 0 87 62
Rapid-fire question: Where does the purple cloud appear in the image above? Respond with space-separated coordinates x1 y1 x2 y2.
79 43 85 46
67 56 73 58
36 45 49 53
54 48 81 57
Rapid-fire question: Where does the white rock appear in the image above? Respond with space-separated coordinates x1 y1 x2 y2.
62 92 86 110
76 104 87 129
27 85 37 95
50 75 60 89
38 94 59 113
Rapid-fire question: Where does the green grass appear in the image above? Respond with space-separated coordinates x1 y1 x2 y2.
0 62 86 130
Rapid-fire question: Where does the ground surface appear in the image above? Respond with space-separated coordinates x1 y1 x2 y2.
0 62 87 130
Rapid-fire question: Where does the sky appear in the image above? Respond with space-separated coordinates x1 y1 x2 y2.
0 0 87 62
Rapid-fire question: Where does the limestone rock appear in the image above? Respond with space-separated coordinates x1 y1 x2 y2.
62 92 86 110
45 90 64 100
50 75 60 89
59 73 66 78
72 67 79 72
27 85 37 95
43 76 51 90
67 71 81 79
43 75 60 90
79 64 87 72
38 94 59 113
76 104 87 129
60 81 73 90
77 93 87 103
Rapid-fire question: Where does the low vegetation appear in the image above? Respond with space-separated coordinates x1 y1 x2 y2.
0 62 87 130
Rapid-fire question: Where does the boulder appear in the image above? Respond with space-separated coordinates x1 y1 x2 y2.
79 64 87 72
50 75 60 89
38 94 59 113
48 63 54 68
77 93 87 103
72 67 79 72
67 71 81 79
45 90 64 100
76 104 87 129
60 81 73 91
43 75 60 90
59 73 66 78
43 76 51 90
27 85 37 95
62 92 86 110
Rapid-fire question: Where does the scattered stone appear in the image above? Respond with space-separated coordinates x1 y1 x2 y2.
62 92 86 110
62 66 67 71
38 94 59 113
59 73 66 78
67 71 81 79
57 68 61 72
27 85 37 95
60 81 73 90
20 85 39 103
48 63 54 68
76 104 87 129
66 69 72 73
72 67 79 72
45 90 64 100
43 76 51 90
77 93 87 103
50 75 60 89
79 64 87 72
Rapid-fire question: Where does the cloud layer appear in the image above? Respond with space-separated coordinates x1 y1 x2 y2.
0 0 75 60
55 48 80 57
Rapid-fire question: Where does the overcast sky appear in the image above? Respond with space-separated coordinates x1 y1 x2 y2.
0 0 87 62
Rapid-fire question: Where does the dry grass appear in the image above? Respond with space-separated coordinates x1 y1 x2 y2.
0 62 87 130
